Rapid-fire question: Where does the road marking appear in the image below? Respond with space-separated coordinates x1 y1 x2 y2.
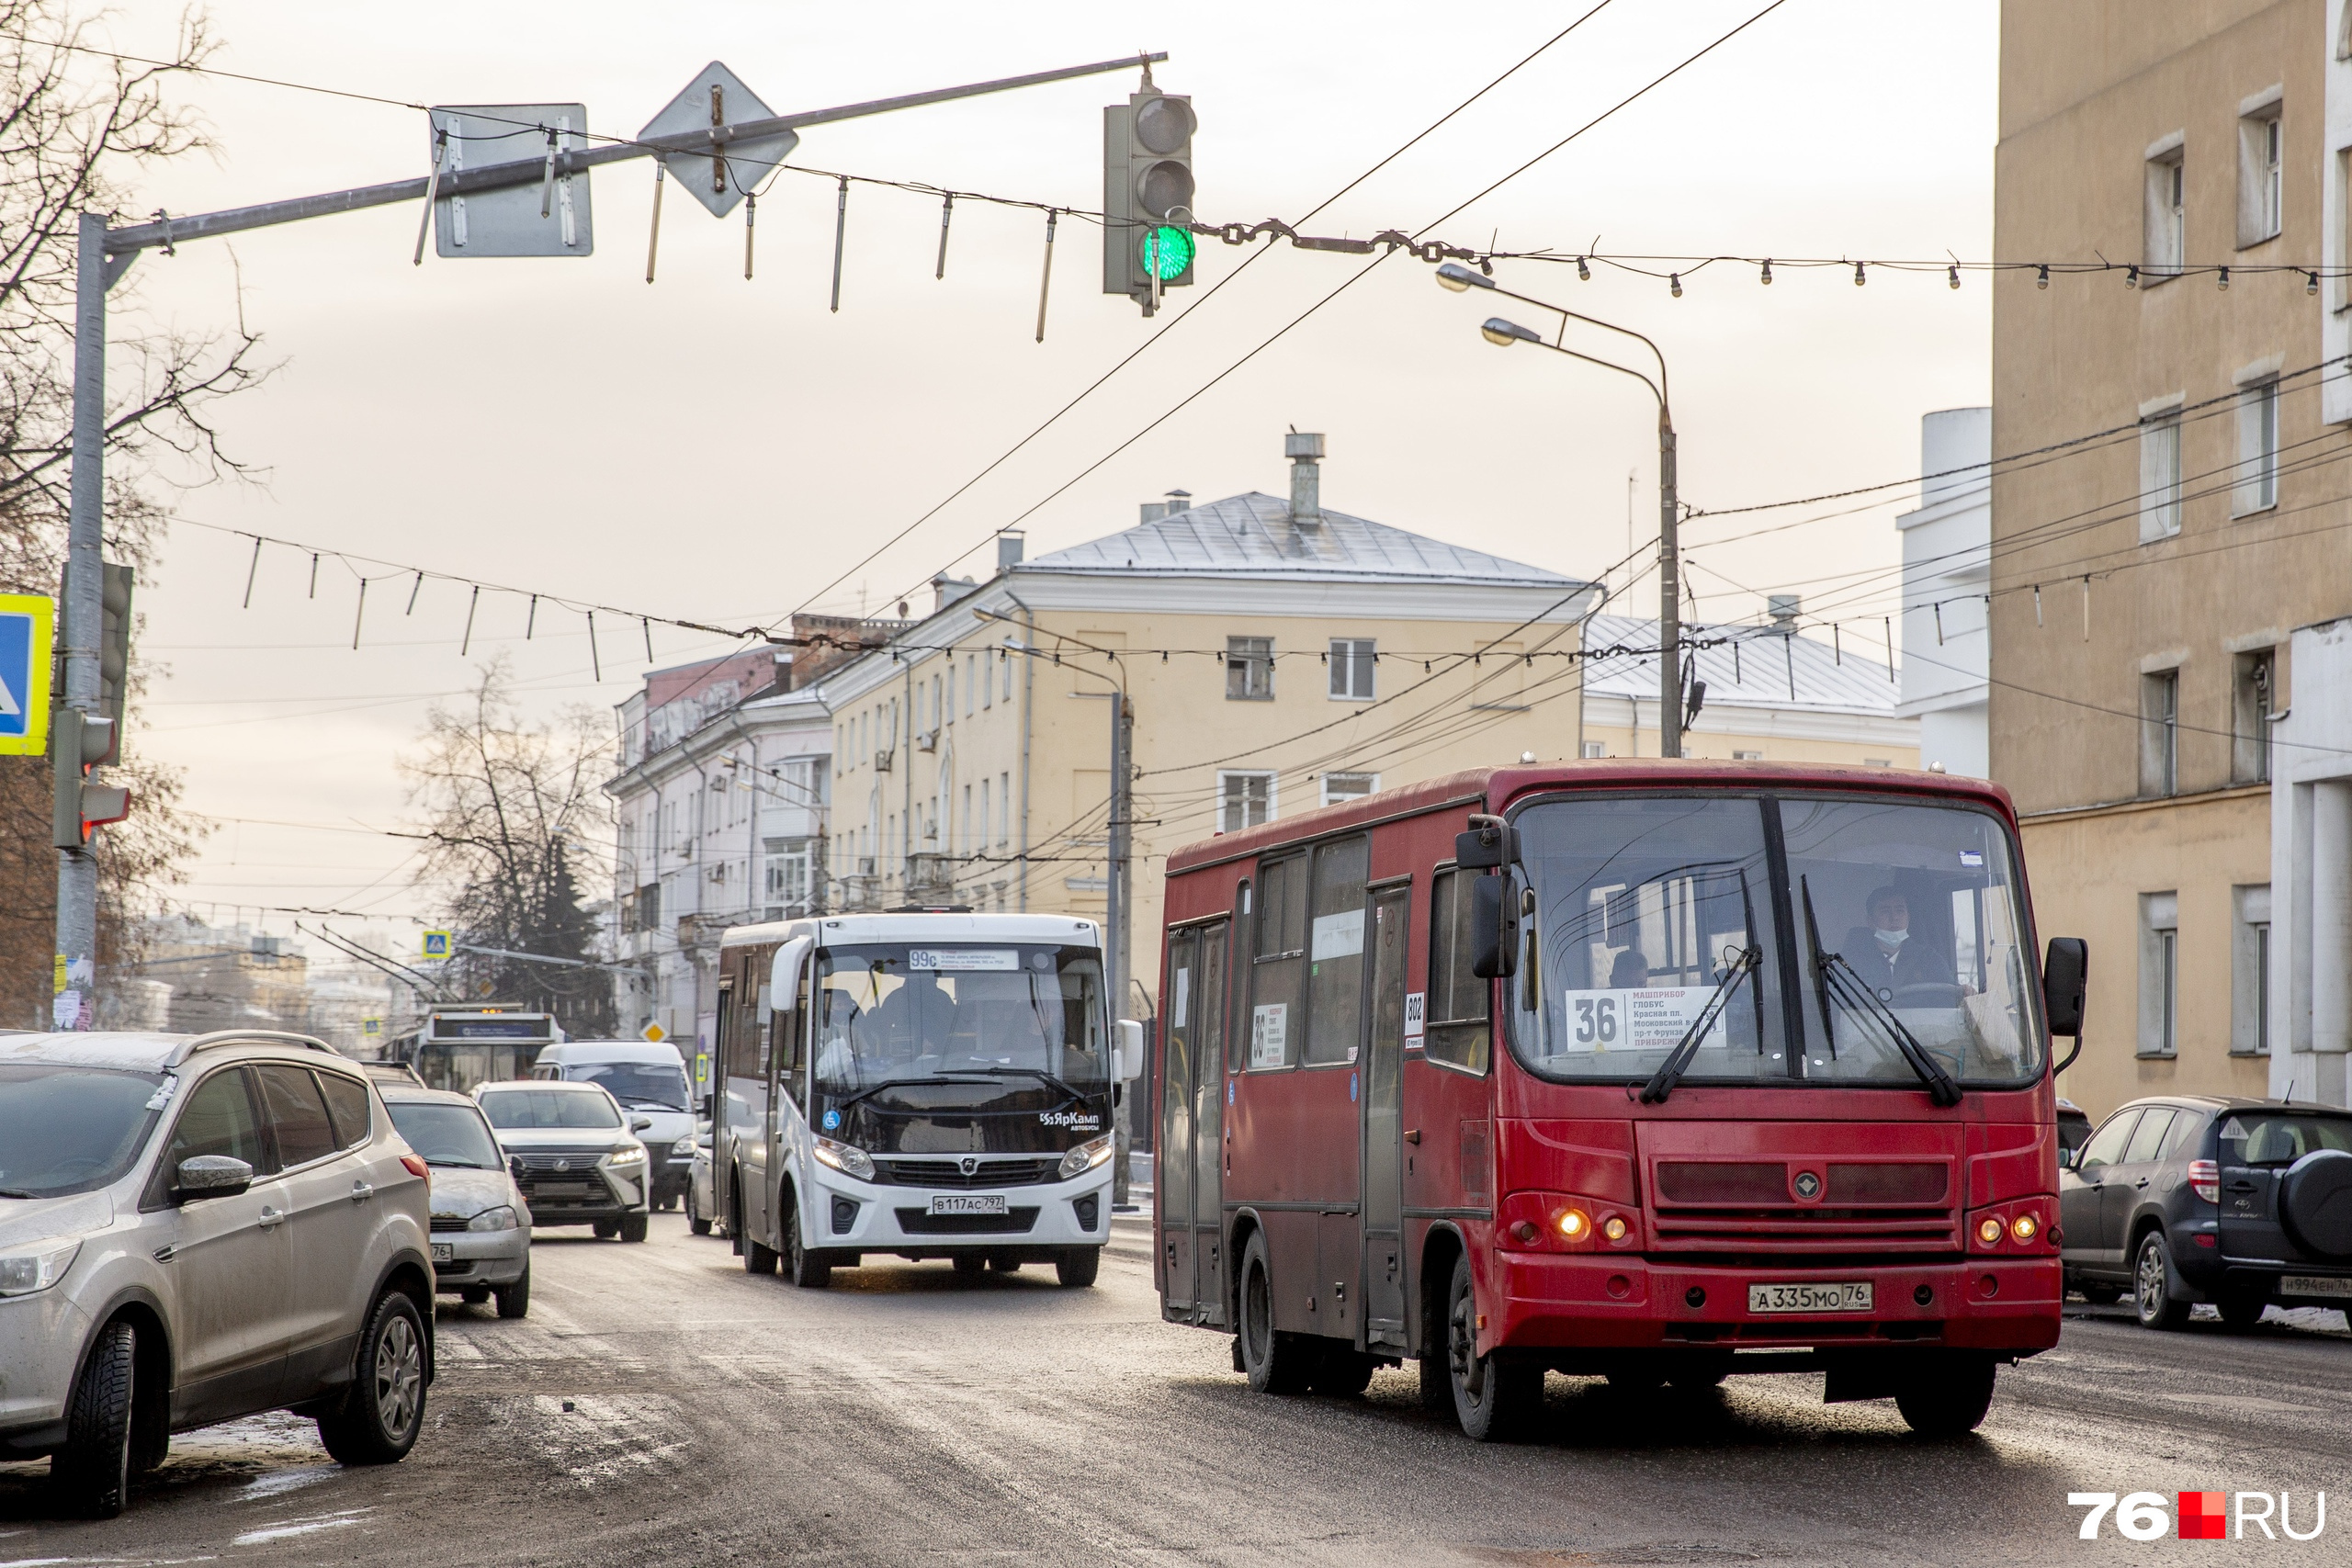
231 1508 368 1546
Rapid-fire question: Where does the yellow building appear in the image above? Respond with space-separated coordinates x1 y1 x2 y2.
1992 0 2350 1116
814 432 1600 1011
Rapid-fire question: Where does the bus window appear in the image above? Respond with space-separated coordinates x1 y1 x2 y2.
1250 858 1307 1069
1426 868 1491 1074
1226 883 1250 1073
1305 837 1370 1065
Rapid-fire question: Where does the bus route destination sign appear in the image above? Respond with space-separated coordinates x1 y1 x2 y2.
1559 987 1728 1054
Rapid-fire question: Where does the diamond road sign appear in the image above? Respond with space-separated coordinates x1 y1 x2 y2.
0 593 52 756
639 62 797 219
430 103 594 257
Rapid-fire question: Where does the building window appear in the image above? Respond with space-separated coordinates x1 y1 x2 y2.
2138 409 2182 540
2238 100 2282 247
1320 772 1379 807
1864 758 1894 767
1218 770 1274 832
980 652 992 710
2233 884 2272 1055
1732 749 1764 761
2141 669 2179 797
2145 146 2185 276
1328 637 1375 701
2234 377 2279 514
2139 891 2179 1058
2233 647 2277 783
1226 637 1273 701
763 838 818 919
1580 740 1607 759
999 770 1011 849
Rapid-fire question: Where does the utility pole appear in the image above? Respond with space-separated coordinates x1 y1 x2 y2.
1107 690 1134 1206
1658 407 1681 759
51 51 1163 1025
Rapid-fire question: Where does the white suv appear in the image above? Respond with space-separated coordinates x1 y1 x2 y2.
0 1031 435 1517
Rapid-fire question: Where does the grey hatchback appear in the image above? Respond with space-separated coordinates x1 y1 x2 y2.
0 1031 435 1517
2059 1095 2352 1329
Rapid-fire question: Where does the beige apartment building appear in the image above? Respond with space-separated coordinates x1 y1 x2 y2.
1995 0 2352 1116
817 432 1598 1012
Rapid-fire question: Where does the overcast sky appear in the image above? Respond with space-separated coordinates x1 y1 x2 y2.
93 0 1997 940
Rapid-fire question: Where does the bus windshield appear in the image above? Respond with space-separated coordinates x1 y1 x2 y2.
1511 792 2043 1089
814 943 1109 1096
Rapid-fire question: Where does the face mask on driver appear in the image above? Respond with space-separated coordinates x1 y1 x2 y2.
1872 928 1908 948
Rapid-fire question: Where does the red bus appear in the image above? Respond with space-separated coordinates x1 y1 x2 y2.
1152 761 2087 1439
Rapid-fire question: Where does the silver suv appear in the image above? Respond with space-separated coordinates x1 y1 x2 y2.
0 1031 435 1517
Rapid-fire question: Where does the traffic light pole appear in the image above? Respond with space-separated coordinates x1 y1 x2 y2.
54 211 107 1030
53 51 1166 1028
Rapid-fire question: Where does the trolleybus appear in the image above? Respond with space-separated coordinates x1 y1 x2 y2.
713 910 1141 1289
1152 761 2087 1439
392 1004 563 1094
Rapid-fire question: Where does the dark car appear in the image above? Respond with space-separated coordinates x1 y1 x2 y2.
2057 1099 2091 1164
2060 1096 2352 1328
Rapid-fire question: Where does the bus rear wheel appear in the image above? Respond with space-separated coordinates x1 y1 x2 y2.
1238 1232 1317 1394
1448 1254 1538 1441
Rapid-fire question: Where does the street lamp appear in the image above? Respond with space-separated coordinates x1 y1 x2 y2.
1439 263 1686 758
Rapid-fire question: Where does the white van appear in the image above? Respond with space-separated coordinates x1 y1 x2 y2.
711 912 1140 1289
530 1040 695 1211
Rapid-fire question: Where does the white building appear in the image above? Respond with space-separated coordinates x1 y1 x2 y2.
2266 616 2352 1108
1894 407 1992 777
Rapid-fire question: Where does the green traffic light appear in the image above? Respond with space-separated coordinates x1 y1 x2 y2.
1144 224 1193 281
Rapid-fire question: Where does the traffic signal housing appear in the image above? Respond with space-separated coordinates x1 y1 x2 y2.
96 562 131 762
1103 87 1195 313
51 560 134 847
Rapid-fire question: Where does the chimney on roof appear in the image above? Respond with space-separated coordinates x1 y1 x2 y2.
1164 488 1191 514
1286 432 1325 525
1139 502 1165 524
1768 593 1801 630
997 531 1024 570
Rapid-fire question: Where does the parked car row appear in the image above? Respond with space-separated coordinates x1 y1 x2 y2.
2060 1095 2352 1328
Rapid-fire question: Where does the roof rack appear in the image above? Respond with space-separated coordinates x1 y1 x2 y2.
173 1030 338 1066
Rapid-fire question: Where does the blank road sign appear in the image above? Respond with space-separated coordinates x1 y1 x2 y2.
639 62 797 219
432 104 594 257
0 593 52 755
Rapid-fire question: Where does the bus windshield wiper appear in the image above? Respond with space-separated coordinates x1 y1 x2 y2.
954 1066 1084 1107
1635 947 1761 1105
1800 876 1962 1108
827 1074 997 1113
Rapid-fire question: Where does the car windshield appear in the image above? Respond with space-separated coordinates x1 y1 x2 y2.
564 1061 689 1111
0 1064 166 1198
1510 792 2043 1088
813 943 1109 1094
387 1101 504 1168
2218 1112 2352 1165
478 1089 621 1130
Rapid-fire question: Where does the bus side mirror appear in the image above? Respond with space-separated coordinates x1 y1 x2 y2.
1471 874 1518 979
1114 1019 1146 1082
1455 813 1517 870
701 1092 715 1120
2043 937 2087 1037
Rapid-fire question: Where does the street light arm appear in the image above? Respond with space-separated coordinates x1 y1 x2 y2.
1524 336 1663 412
1485 281 1669 412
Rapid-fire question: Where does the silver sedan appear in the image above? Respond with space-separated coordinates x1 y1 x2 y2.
379 1087 531 1316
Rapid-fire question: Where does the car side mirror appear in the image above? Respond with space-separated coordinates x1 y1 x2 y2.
1114 1020 1146 1083
509 1154 526 1183
630 1117 654 1133
174 1155 253 1201
1470 874 1518 979
2056 1144 2079 1172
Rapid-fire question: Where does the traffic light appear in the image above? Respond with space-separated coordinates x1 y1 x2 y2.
51 560 133 848
1103 85 1195 314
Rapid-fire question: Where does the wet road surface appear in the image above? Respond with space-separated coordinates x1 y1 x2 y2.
6 1213 2349 1564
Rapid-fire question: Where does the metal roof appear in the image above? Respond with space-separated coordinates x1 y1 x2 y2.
1020 491 1578 588
1580 614 1904 716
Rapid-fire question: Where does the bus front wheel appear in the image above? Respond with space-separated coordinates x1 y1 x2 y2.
1238 1232 1317 1394
1055 1247 1100 1288
1447 1254 1538 1441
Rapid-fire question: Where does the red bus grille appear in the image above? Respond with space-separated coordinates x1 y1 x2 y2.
1650 1206 1957 1252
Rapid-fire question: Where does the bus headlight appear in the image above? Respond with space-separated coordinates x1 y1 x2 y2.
2009 1213 2039 1243
813 1137 876 1181
1058 1134 1115 1181
1556 1208 1590 1242
1976 1216 2003 1246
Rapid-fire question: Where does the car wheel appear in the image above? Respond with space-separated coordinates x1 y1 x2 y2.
2133 1232 2191 1330
1055 1247 1101 1289
989 1254 1023 1273
743 1235 778 1274
786 1201 831 1289
592 1220 617 1240
460 1285 490 1305
690 1215 713 1236
1894 1355 1996 1437
1237 1231 1316 1394
2218 1289 2268 1330
1448 1253 1538 1441
1311 1348 1378 1397
317 1291 427 1466
495 1265 531 1320
53 1320 135 1518
618 1213 649 1245
2079 1283 2124 1306
952 1253 987 1280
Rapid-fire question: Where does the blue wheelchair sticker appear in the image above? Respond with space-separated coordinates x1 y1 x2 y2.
821 1109 841 1131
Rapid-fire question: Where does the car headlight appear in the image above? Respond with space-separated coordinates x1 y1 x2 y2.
467 1205 518 1233
605 1144 648 1169
0 1237 82 1296
1058 1134 1115 1182
812 1136 876 1181
671 1134 696 1157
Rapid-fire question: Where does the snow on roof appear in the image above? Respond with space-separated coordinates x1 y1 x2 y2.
1580 614 1902 716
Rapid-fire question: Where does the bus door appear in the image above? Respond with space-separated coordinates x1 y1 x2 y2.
1193 919 1229 1325
1362 885 1410 1348
1159 920 1233 1322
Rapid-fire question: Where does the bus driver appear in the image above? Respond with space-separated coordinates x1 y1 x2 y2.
1843 886 1950 996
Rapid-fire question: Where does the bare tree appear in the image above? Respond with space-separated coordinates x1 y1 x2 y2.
0 3 267 1025
405 660 617 1036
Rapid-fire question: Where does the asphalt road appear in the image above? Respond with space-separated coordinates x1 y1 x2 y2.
6 1213 2350 1565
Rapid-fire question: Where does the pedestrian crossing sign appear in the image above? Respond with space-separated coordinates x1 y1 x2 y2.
422 930 453 960
0 593 53 756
